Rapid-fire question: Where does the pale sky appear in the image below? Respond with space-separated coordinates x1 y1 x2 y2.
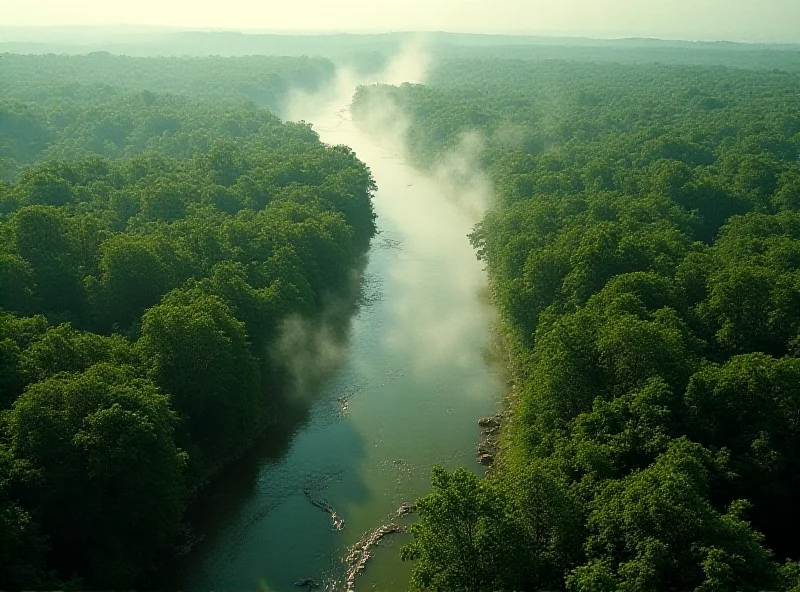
4 0 800 43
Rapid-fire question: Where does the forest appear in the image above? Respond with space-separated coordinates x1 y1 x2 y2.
5 34 800 591
352 57 800 590
0 53 333 96
0 56 376 588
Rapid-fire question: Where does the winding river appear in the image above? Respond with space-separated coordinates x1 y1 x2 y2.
159 76 504 591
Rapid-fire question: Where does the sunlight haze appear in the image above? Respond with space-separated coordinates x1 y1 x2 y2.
4 0 800 42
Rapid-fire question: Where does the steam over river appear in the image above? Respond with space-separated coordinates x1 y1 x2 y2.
159 74 504 591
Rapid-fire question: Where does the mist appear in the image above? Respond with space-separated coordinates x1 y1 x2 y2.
272 314 350 400
279 40 499 389
302 41 494 221
10 5 797 590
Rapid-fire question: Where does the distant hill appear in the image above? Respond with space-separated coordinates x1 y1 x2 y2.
1 29 799 71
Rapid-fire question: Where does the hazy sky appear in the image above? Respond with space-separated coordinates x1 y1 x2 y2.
4 0 800 42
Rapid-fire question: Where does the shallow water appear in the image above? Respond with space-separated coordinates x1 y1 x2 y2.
159 88 504 592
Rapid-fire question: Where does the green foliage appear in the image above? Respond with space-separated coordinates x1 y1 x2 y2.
6 364 185 587
577 440 778 591
782 561 800 592
93 234 174 330
565 377 677 482
381 54 800 590
401 467 529 592
19 323 135 383
0 444 52 590
0 53 334 114
138 288 262 464
0 54 376 588
0 254 36 316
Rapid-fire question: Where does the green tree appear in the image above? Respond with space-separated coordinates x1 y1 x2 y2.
139 178 190 222
8 206 83 317
19 323 134 383
685 354 800 554
137 288 262 465
93 235 172 330
401 467 529 592
17 172 74 207
575 440 779 591
0 254 36 315
0 445 51 590
6 363 185 587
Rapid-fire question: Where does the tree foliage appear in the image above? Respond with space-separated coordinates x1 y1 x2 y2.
0 54 376 588
374 54 800 591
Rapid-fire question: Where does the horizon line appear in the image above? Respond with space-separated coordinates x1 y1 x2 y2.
1 25 799 46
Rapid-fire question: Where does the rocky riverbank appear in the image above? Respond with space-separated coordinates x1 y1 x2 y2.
476 409 507 469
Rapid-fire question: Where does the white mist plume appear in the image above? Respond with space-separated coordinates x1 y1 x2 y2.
270 266 366 399
346 84 411 150
282 35 431 126
282 67 360 124
273 46 436 399
272 313 348 399
350 93 495 220
432 130 494 220
291 36 494 220
381 37 431 86
280 40 497 377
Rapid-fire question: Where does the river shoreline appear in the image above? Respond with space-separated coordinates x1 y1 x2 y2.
147 260 374 580
158 87 505 592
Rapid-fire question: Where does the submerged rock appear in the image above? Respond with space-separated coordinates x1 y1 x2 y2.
304 489 345 530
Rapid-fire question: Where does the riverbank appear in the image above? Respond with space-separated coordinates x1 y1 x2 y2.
156 86 505 591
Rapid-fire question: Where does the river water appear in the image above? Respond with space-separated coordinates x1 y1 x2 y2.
160 80 504 592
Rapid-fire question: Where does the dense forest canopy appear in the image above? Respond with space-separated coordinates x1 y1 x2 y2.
0 55 376 588
0 88 324 180
4 37 800 591
352 56 800 590
0 51 334 116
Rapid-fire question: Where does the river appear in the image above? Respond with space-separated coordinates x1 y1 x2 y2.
159 76 505 592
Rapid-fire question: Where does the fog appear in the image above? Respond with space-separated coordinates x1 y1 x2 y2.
4 0 800 43
157 43 504 589
287 40 496 371
277 39 495 383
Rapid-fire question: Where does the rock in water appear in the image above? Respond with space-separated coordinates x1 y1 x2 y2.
344 521 406 591
478 453 494 466
396 502 416 518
